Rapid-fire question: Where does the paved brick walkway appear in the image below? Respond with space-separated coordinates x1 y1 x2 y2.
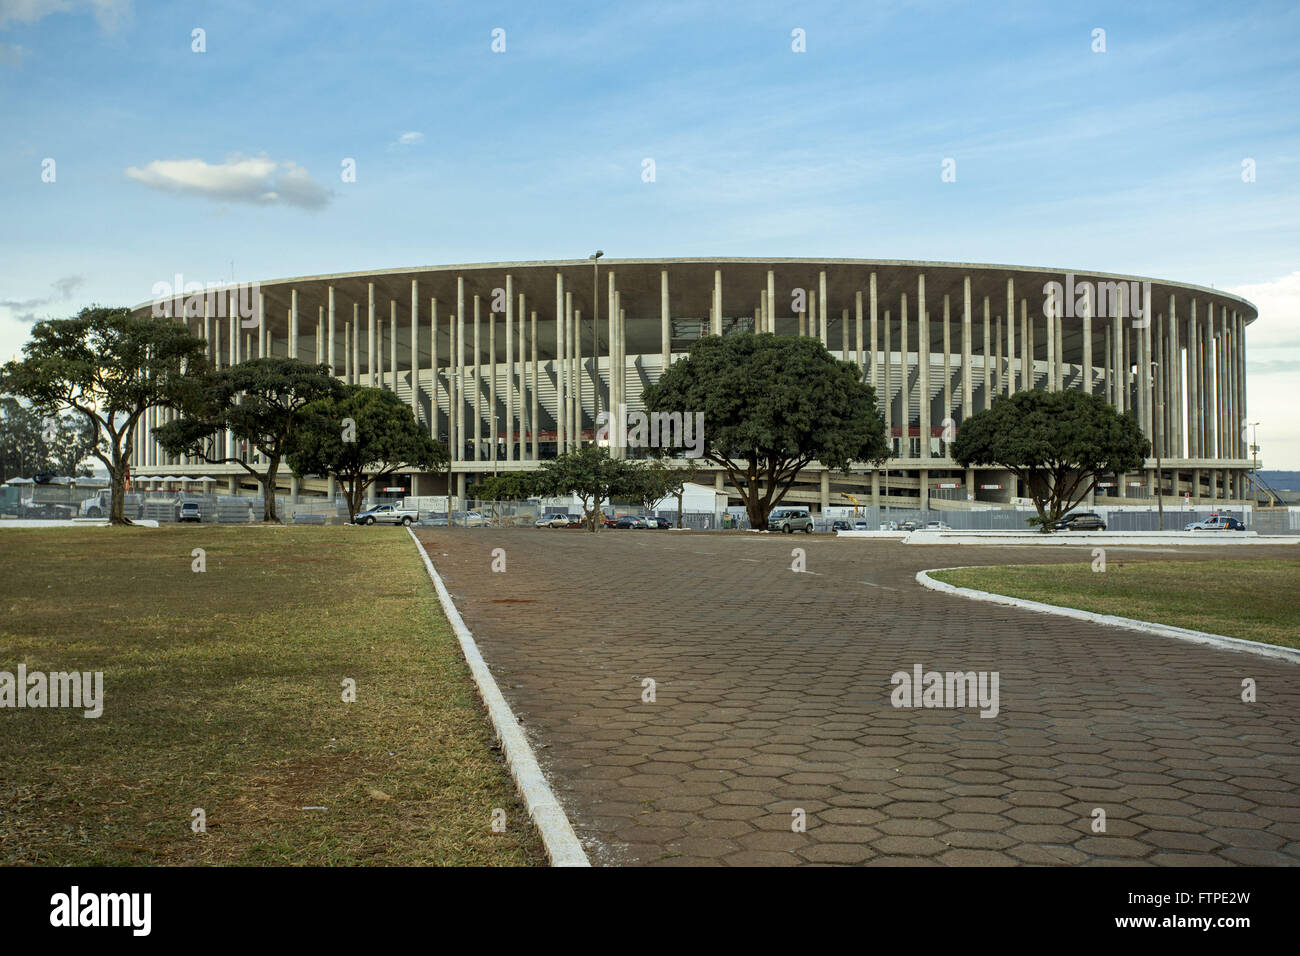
414 529 1300 866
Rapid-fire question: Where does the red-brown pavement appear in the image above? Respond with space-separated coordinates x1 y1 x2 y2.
413 528 1300 866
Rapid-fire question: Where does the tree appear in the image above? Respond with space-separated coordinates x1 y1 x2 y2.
469 472 538 502
951 390 1150 532
0 307 208 524
533 446 641 532
653 459 699 529
157 358 345 523
642 333 890 531
622 459 697 524
285 385 448 524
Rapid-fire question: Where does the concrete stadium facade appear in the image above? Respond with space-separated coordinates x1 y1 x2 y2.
129 258 1257 511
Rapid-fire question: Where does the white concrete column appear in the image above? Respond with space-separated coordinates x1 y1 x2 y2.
918 275 929 461
456 276 466 462
351 308 359 384
899 292 908 450
389 300 398 392
574 305 583 448
713 270 723 336
1141 304 1154 440
555 273 566 451
289 289 299 359
489 311 497 466
961 277 972 420
411 280 420 418
855 289 864 370
1188 300 1199 458
942 296 951 433
343 321 350 383
819 271 828 345
505 275 514 462
257 292 266 358
883 309 892 438
660 270 671 367
320 286 331 377
982 297 991 409
1021 299 1030 391
1005 279 1016 396
530 310 539 462
517 292 526 458
759 270 769 338
869 273 879 391
367 284 377 388
618 306 627 457
472 295 482 461
449 307 458 463
1081 288 1093 395
1046 296 1057 390
430 297 439 441
564 295 574 448
607 271 616 416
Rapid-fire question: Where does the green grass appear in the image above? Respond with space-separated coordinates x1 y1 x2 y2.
0 525 546 866
932 559 1300 650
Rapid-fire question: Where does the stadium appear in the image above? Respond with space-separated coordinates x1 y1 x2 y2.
129 258 1258 512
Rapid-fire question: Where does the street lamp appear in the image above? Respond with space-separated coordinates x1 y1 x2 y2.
1150 360 1163 530
1249 421 1261 503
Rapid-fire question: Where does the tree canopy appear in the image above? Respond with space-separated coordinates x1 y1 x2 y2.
0 307 208 524
642 333 890 530
156 357 345 522
0 398 97 483
532 446 644 532
286 384 448 523
951 390 1150 531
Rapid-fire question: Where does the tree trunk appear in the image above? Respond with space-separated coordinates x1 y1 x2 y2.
745 491 769 531
263 458 281 523
108 453 132 526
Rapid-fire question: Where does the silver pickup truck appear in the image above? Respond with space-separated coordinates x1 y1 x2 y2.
355 503 419 526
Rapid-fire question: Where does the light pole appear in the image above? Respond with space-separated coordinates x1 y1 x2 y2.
1151 360 1163 530
1249 421 1262 504
590 250 604 436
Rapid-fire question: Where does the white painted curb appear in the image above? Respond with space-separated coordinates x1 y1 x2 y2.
917 567 1300 664
407 527 590 866
903 530 1300 546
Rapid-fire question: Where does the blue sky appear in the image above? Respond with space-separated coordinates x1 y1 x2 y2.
3 0 1299 463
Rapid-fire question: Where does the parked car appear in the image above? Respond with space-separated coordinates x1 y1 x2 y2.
614 515 644 529
897 520 919 532
924 521 951 531
854 520 870 531
355 503 419 526
1053 512 1107 531
426 513 450 527
770 508 814 533
831 519 852 532
645 516 671 529
1184 514 1245 531
178 501 202 523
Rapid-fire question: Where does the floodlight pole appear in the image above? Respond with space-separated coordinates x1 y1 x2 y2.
1151 360 1163 530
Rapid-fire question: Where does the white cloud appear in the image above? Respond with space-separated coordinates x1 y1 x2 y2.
1228 272 1300 469
0 0 131 31
0 274 85 324
124 154 332 210
387 131 424 151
